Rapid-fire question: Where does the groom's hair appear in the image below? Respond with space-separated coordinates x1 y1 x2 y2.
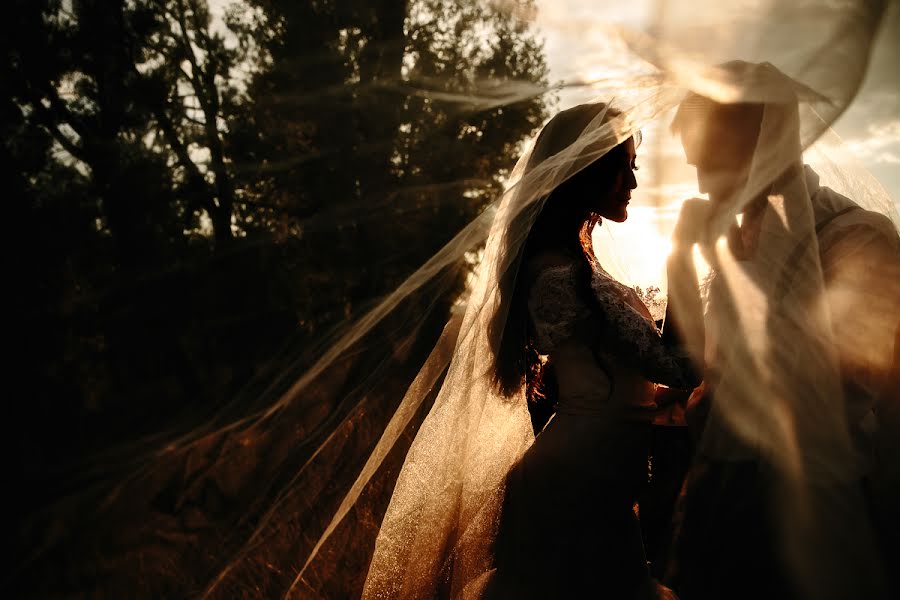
671 93 764 164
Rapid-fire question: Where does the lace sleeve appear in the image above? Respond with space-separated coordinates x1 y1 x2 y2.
590 269 701 390
526 264 591 355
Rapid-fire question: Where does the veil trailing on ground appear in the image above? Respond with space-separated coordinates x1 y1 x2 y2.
12 1 898 598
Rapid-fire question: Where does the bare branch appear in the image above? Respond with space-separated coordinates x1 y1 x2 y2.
179 66 197 85
182 113 207 127
49 125 88 162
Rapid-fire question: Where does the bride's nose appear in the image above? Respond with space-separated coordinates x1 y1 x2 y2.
626 167 638 190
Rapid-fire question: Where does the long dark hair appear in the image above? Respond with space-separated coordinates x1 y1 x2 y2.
490 103 628 431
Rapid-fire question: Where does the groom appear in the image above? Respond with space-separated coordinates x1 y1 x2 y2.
666 89 900 600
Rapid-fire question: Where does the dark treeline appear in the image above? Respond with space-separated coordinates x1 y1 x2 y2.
6 0 549 592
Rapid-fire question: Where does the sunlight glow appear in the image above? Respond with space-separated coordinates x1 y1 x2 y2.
594 205 674 291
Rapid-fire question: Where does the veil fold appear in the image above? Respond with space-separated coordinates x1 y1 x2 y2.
14 2 898 598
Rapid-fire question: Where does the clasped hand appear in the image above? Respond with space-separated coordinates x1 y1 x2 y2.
672 198 714 249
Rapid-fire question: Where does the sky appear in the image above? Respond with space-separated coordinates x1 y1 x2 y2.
527 0 900 289
206 0 898 289
532 0 900 184
833 4 900 201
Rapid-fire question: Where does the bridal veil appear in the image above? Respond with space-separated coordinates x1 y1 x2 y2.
17 1 899 598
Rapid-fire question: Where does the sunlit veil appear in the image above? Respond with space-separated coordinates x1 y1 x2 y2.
12 1 898 598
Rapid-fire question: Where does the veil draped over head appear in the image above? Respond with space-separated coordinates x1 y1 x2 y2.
664 63 896 599
13 1 899 598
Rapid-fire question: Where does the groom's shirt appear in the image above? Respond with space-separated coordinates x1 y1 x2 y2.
694 166 900 466
806 165 900 458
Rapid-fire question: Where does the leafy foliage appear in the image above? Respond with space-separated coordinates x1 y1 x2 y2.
6 0 549 594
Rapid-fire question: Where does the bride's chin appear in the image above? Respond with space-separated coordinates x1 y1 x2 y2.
606 208 628 222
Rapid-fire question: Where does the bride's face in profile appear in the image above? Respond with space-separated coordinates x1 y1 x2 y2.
584 136 639 222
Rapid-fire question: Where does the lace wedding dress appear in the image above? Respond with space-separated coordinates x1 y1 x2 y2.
487 253 698 598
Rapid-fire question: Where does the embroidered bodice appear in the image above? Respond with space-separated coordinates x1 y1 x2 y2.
526 259 699 417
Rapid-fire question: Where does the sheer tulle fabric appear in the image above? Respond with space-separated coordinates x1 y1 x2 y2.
353 45 898 600
17 2 899 598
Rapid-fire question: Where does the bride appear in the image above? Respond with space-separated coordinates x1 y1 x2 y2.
484 103 702 598
360 102 706 599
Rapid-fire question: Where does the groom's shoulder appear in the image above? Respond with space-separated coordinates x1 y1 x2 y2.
813 185 897 242
816 200 900 265
827 201 897 241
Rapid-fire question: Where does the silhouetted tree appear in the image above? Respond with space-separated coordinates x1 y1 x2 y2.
229 0 549 337
7 0 550 594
